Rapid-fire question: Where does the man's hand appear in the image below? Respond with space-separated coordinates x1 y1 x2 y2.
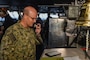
35 23 41 36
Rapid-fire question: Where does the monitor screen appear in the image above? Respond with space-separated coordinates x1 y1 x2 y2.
39 13 48 21
49 7 60 13
50 13 59 18
0 17 5 26
7 10 19 20
0 17 5 21
38 6 48 13
68 6 79 18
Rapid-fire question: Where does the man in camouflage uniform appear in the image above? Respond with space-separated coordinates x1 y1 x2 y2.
0 6 43 60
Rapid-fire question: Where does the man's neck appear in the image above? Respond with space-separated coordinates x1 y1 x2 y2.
20 21 29 28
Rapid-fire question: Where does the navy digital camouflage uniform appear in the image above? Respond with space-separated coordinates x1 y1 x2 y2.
0 21 42 60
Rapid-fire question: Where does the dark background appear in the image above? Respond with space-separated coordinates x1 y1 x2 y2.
0 0 75 6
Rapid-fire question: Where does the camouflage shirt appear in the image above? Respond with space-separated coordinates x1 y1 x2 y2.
0 21 42 60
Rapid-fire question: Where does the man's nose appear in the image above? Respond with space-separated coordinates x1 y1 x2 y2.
34 19 36 23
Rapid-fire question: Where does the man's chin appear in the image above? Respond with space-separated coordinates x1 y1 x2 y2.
29 25 34 28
